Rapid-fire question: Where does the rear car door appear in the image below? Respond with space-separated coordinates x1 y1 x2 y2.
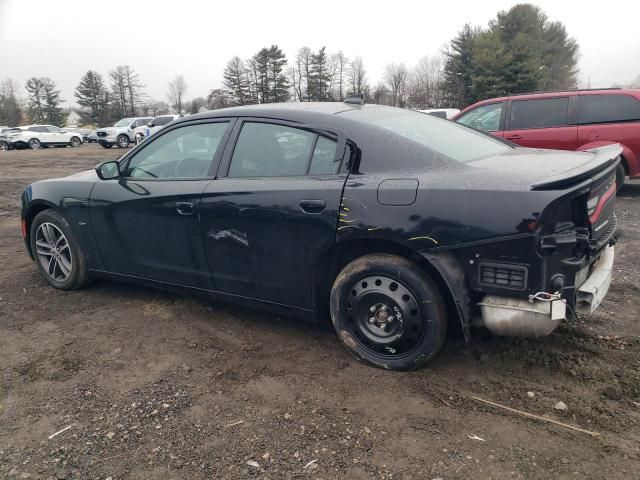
505 96 578 150
456 101 506 138
200 119 348 309
89 119 233 288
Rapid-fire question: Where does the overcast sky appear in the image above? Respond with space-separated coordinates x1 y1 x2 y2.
1 0 639 107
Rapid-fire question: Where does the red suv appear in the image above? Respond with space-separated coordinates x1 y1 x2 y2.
453 89 640 186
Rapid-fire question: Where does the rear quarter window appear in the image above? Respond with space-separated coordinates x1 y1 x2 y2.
578 94 640 124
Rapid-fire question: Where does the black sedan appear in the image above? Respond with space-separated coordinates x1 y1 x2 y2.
20 98 619 370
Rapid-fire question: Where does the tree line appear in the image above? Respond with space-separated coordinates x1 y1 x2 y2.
2 4 632 129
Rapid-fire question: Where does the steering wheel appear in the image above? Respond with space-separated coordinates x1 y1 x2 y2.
174 157 207 178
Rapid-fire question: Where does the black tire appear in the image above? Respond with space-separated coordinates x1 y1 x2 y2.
116 134 129 148
0 140 9 151
70 136 82 147
330 254 447 370
30 210 91 290
101 143 113 149
28 138 41 150
616 163 626 192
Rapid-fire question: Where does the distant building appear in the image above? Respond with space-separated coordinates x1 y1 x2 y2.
66 111 81 127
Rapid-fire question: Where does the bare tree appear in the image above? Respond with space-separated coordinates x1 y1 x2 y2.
0 79 23 126
348 56 367 95
109 65 144 117
384 63 409 107
207 89 230 110
330 51 349 101
409 55 447 109
168 75 188 114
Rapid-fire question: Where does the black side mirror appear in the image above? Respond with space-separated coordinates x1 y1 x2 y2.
147 122 154 127
96 160 120 180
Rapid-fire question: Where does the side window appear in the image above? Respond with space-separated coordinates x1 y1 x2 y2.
154 116 173 126
457 102 503 132
509 98 569 129
29 126 46 132
124 122 229 179
308 136 339 175
47 126 62 133
229 122 316 177
578 94 640 124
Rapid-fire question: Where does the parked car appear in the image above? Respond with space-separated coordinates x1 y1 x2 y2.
96 117 152 148
1 131 13 151
454 89 640 188
7 125 83 150
134 114 181 144
84 131 98 143
20 100 618 370
419 108 460 119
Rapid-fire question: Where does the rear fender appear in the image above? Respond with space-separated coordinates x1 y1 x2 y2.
578 141 636 178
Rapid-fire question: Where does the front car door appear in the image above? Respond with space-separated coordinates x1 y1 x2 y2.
455 101 506 138
89 119 233 288
504 96 578 150
200 119 348 311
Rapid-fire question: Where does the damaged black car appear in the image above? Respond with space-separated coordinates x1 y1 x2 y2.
21 97 618 370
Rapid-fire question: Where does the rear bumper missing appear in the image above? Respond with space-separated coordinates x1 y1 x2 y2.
477 246 614 337
576 245 614 314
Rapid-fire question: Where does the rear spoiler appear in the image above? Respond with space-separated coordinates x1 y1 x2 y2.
531 144 622 191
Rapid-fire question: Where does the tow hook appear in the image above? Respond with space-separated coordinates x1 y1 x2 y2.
608 235 617 247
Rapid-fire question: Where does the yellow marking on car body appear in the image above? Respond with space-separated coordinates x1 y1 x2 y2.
408 236 439 244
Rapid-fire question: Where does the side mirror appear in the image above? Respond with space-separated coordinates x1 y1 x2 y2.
96 160 120 180
147 122 155 127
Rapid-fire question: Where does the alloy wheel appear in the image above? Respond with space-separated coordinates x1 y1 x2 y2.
35 222 73 282
29 139 41 150
345 275 424 358
0 141 8 151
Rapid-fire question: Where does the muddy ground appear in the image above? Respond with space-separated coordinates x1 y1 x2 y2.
0 144 639 480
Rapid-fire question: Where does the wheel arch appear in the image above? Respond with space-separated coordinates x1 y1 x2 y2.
23 200 58 259
314 238 471 339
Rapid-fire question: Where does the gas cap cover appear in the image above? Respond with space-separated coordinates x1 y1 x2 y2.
377 179 419 206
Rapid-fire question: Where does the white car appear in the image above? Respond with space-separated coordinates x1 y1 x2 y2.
418 108 461 119
133 114 182 144
96 117 152 148
7 125 83 150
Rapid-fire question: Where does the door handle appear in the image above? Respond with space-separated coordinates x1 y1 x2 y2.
300 199 326 214
506 134 522 140
176 201 194 215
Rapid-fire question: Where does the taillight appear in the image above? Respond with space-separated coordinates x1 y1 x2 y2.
21 219 27 238
587 177 616 225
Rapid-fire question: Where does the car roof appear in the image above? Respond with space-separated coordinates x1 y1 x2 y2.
174 102 382 126
462 88 640 108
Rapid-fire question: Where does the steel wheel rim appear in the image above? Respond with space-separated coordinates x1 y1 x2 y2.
72 138 80 146
118 137 128 147
35 222 72 282
345 275 425 358
0 142 8 151
29 139 40 149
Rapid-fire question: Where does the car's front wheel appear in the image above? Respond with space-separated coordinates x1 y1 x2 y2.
330 254 447 370
70 136 82 147
0 140 9 151
116 134 129 148
28 138 41 150
30 210 90 290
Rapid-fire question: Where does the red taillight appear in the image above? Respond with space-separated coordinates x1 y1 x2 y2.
588 180 616 225
21 219 27 238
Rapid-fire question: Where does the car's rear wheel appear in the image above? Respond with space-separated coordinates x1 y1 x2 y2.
28 138 41 150
330 254 447 370
117 134 129 148
30 210 90 290
0 140 9 151
101 143 112 149
70 136 82 147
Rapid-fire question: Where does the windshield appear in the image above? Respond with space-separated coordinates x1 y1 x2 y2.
341 107 511 163
114 118 133 127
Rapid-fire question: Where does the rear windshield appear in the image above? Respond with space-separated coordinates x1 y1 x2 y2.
341 107 511 163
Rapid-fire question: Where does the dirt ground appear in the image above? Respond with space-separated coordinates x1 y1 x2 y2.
0 144 639 480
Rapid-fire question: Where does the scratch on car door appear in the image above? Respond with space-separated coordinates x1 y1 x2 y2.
208 229 249 247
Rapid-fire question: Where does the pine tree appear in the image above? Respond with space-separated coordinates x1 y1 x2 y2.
443 24 478 108
223 56 250 105
309 47 330 101
25 77 66 125
75 70 110 126
269 45 289 103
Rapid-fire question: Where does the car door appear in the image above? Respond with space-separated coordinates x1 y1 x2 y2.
455 102 506 138
30 126 51 144
89 119 233 288
46 125 66 144
505 96 578 150
199 119 349 309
